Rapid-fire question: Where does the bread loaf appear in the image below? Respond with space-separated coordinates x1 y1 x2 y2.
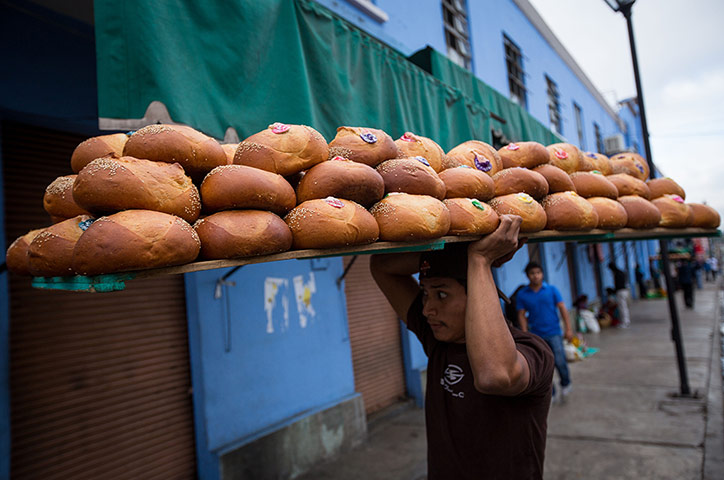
285 197 379 249
438 166 495 201
72 210 200 275
546 143 587 174
444 140 502 176
610 152 649 180
488 193 547 233
533 164 577 193
583 152 613 175
541 192 598 231
370 193 450 241
652 195 692 228
497 141 549 169
569 171 618 199
647 177 686 200
296 157 384 207
587 197 628 230
194 210 292 259
443 198 499 235
617 196 661 229
606 173 651 199
200 165 296 215
221 144 238 164
492 167 549 199
376 157 446 200
687 203 720 228
28 215 94 277
71 133 128 173
123 124 226 178
5 228 45 276
328 126 398 168
394 132 445 172
43 175 92 221
73 156 201 223
235 123 329 175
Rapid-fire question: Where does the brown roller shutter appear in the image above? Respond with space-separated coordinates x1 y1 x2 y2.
3 122 196 479
343 255 406 415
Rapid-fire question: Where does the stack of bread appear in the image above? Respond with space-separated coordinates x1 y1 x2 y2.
6 121 720 278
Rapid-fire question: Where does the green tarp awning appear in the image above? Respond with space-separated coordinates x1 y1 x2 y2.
95 0 559 149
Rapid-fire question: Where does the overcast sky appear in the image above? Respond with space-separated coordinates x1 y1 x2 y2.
527 0 724 220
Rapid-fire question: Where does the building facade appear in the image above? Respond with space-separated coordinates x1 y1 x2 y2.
1 1 654 479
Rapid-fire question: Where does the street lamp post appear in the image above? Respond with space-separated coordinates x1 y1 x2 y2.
604 0 693 397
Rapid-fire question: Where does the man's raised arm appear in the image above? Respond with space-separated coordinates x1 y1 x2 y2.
369 252 421 324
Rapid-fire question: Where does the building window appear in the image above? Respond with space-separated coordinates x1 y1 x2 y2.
594 123 604 153
546 76 562 135
574 103 585 149
442 0 472 70
504 35 526 108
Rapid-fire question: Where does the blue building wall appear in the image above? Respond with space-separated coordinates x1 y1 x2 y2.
465 0 623 150
542 242 574 308
184 259 356 459
317 0 624 152
575 244 599 302
493 246 531 299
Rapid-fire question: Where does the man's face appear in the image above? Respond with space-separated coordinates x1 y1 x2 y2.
527 267 544 286
420 277 467 344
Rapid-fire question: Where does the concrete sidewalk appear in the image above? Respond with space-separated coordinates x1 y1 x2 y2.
298 283 724 480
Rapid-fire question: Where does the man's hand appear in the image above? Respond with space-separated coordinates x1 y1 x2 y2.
564 326 574 342
468 215 523 266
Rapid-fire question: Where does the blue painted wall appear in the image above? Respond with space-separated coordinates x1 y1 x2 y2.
465 0 623 149
184 258 356 456
575 244 599 302
313 0 446 56
493 245 531 298
317 0 625 150
542 242 574 308
0 1 100 135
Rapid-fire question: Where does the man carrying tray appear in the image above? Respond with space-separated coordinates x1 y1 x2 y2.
370 215 554 479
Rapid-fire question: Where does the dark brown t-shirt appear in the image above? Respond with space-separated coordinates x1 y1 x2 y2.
407 294 554 480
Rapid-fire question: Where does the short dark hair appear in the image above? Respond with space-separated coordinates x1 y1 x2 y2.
420 243 468 287
525 261 543 274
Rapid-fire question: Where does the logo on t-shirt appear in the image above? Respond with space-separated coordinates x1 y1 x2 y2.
441 364 465 398
444 364 464 385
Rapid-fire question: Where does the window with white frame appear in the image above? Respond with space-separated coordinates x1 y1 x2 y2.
504 35 526 107
546 75 561 135
574 103 585 149
442 0 472 69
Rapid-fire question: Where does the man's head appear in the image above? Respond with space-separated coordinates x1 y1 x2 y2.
608 262 617 271
419 244 468 343
525 261 544 286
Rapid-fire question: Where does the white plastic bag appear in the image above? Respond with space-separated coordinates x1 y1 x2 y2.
579 309 600 333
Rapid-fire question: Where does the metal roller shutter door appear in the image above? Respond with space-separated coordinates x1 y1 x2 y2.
3 122 196 479
343 255 406 415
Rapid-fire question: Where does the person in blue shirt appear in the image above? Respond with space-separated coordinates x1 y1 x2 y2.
517 261 574 402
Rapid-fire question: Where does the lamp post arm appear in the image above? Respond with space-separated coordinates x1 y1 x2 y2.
622 5 656 179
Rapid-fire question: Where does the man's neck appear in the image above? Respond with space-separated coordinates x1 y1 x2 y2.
529 282 543 292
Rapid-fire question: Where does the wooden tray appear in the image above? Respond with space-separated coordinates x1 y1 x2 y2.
30 228 721 293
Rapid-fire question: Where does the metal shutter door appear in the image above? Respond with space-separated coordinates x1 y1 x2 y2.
343 255 406 415
3 122 196 479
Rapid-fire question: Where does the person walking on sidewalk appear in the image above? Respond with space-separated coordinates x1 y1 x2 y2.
609 262 631 328
370 216 554 480
516 262 574 403
677 259 695 308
